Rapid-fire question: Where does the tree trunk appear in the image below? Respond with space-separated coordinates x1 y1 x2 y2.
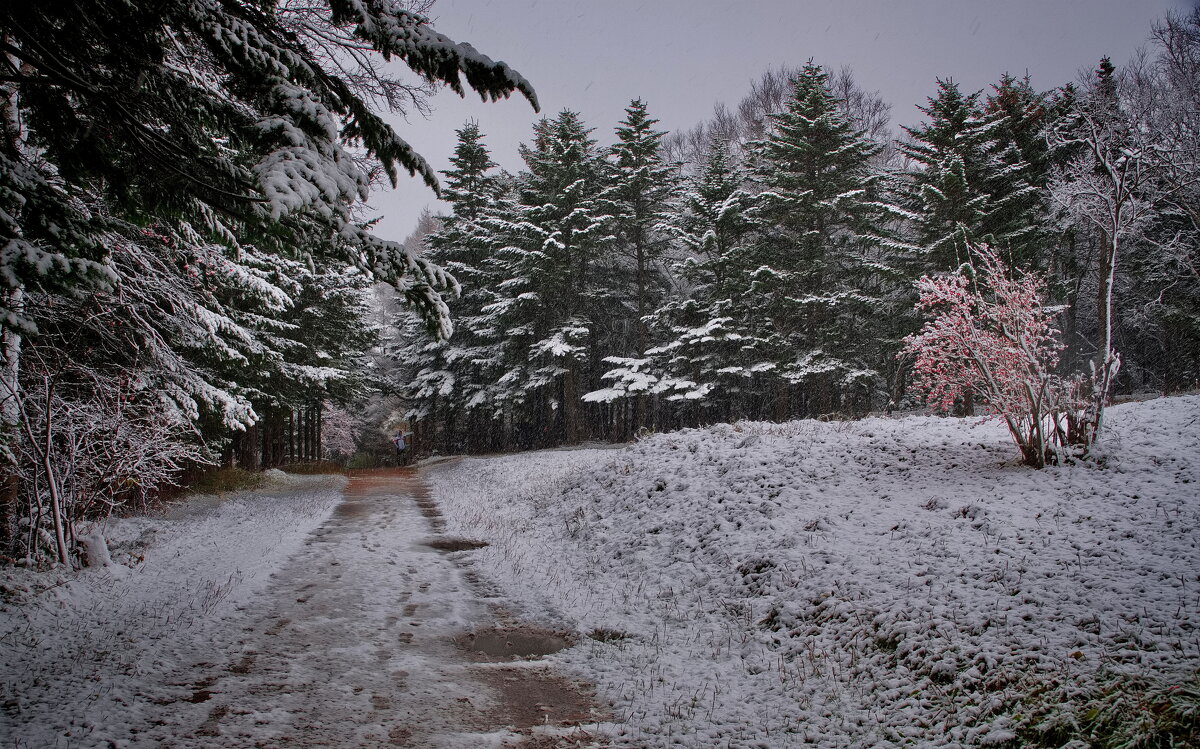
1 50 27 553
563 368 579 444
960 390 975 418
1 289 22 551
1088 227 1121 444
243 425 259 470
773 381 789 422
314 402 322 461
23 374 69 565
1097 228 1114 377
633 238 648 433
303 406 311 462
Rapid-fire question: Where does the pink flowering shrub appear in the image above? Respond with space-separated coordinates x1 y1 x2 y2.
902 244 1091 467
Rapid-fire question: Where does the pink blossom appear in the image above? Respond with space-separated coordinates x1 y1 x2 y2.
902 244 1092 467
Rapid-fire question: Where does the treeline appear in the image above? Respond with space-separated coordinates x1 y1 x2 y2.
397 12 1200 453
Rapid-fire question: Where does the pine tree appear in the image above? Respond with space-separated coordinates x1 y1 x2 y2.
897 80 994 272
981 74 1053 268
595 100 677 431
897 78 1044 274
602 100 677 349
979 73 1056 266
639 139 759 422
676 141 756 297
482 111 612 445
0 1 538 337
743 62 894 416
408 123 505 452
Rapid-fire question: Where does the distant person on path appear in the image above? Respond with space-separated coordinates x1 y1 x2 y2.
392 430 412 465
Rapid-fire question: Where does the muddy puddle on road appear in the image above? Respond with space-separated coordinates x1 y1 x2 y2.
457 627 574 661
427 536 489 551
346 467 450 532
343 467 425 495
454 626 608 741
331 500 371 519
475 666 600 732
461 628 603 746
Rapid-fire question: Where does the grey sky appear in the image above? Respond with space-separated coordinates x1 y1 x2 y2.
368 0 1195 242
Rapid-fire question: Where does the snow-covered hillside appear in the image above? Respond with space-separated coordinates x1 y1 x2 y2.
429 396 1200 748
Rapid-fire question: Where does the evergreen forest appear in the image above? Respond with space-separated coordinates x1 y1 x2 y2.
395 26 1200 455
2 1 1198 562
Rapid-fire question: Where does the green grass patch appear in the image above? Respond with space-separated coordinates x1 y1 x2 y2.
1009 670 1200 748
187 467 264 495
345 452 393 469
278 461 344 475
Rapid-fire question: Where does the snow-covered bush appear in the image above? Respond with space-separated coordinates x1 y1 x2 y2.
4 346 209 566
902 244 1091 467
320 405 358 464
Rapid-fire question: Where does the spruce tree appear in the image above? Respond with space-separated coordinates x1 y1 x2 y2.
0 1 538 337
602 100 677 349
980 74 1052 268
744 62 894 416
483 111 612 445
596 100 677 430
642 140 758 422
897 78 1044 274
896 80 994 272
409 123 505 451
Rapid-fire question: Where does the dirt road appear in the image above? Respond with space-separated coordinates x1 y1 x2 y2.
139 468 600 748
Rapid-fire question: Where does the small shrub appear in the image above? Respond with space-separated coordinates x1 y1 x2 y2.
346 452 388 470
902 243 1096 467
588 627 631 644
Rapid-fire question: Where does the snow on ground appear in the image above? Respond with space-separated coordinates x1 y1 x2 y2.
2 465 607 748
2 398 1196 748
0 471 345 746
427 397 1200 748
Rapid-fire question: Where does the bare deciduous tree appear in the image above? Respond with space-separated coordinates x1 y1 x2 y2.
662 64 892 169
4 313 210 565
1048 48 1200 442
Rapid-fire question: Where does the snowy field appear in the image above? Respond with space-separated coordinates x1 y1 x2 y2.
0 472 345 746
428 397 1200 748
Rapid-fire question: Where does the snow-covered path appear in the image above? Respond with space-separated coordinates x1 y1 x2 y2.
140 469 473 746
1 468 601 748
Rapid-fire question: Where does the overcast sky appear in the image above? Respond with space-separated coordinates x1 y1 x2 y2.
367 0 1196 242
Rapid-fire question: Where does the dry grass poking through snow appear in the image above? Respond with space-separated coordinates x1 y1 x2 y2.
429 397 1200 748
